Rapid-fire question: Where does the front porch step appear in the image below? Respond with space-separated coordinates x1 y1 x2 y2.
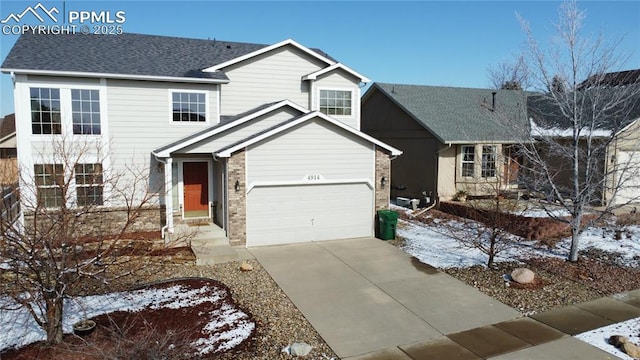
169 223 253 265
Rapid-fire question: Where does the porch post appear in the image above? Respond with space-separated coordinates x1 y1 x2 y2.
164 158 174 234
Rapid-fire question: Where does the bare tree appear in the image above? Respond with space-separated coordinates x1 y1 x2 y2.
439 175 522 268
0 136 172 346
507 0 640 262
487 55 529 90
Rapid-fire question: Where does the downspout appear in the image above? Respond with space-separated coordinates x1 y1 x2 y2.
154 154 173 240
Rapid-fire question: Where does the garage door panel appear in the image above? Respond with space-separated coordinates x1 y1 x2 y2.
247 183 373 246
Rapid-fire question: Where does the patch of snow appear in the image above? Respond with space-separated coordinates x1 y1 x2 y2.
0 282 254 355
397 211 639 269
397 219 566 268
575 317 640 360
517 207 571 218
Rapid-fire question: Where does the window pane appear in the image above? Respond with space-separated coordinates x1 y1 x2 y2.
319 89 352 116
172 92 206 122
30 88 61 135
72 88 101 135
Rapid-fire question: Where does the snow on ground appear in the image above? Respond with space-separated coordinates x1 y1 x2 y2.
394 205 640 269
0 282 255 354
575 317 640 360
394 204 640 356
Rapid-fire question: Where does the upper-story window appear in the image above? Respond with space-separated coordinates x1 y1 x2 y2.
72 89 101 135
461 145 475 177
172 92 206 122
320 90 352 116
30 88 61 135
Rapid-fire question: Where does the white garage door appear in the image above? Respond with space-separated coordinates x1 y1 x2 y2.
246 183 374 247
614 151 640 205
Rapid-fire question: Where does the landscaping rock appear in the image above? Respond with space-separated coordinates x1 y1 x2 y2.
622 342 640 358
289 342 312 356
511 268 535 284
239 262 254 272
608 335 629 347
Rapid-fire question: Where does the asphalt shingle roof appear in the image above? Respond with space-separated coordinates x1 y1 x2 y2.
372 83 531 143
0 114 15 139
1 33 269 80
527 85 640 132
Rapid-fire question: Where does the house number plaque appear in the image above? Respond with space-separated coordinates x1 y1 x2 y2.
305 174 322 181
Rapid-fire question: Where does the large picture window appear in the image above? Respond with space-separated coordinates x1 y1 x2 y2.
34 164 64 208
461 145 475 177
320 90 352 116
75 163 104 206
30 88 61 135
72 89 101 135
482 146 497 178
172 92 206 122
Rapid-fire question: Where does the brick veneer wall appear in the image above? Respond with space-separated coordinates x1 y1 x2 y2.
227 151 247 246
23 205 162 238
375 147 391 211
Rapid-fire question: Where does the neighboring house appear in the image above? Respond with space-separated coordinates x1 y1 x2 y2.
1 33 401 247
361 83 529 202
528 73 640 206
362 72 640 206
0 113 16 159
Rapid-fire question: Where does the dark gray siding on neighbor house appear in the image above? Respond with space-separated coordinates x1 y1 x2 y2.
361 89 441 201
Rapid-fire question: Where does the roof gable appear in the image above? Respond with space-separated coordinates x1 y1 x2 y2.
302 63 370 83
367 83 531 144
215 111 402 157
152 100 307 157
202 39 335 72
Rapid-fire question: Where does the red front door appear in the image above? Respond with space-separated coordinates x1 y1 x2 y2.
183 162 209 217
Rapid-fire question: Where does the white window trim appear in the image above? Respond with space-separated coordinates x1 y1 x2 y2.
168 89 210 125
316 86 355 118
461 145 476 178
481 145 498 179
25 81 104 141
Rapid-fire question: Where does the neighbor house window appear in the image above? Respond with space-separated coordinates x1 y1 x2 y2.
172 92 206 122
320 90 352 116
72 89 101 135
34 164 64 207
75 163 103 206
482 145 497 178
461 145 475 177
30 88 61 135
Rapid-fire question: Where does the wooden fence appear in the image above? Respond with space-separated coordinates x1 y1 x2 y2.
1 183 20 229
0 158 18 185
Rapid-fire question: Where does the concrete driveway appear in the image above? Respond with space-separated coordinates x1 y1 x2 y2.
250 238 520 359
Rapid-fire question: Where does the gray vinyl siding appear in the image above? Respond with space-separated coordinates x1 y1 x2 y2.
106 79 219 164
246 119 374 185
219 46 326 115
179 107 302 154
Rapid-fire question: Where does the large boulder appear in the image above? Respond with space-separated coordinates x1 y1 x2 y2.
511 268 535 284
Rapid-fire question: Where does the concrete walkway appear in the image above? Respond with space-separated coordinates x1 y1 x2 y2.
250 238 521 359
169 223 253 265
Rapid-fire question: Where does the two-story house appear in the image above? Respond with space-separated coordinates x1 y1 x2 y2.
1 33 401 247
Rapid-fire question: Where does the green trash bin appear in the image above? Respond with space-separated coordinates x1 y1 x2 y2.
377 210 399 240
